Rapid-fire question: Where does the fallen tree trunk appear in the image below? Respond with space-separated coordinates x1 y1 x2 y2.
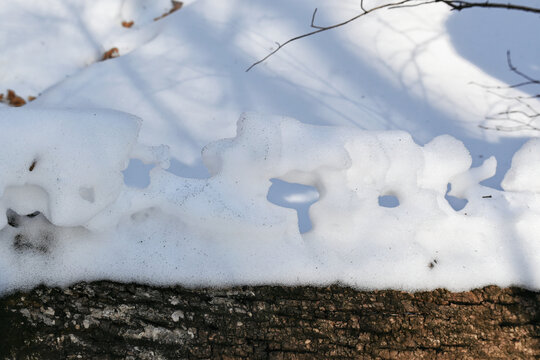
0 282 538 359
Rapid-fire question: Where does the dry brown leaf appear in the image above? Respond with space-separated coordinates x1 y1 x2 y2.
7 89 26 107
101 47 119 61
154 1 183 21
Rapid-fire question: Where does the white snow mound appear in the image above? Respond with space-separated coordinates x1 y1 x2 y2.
0 109 538 293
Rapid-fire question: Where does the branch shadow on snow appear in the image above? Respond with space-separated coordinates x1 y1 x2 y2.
26 0 537 288
446 8 540 96
444 7 540 289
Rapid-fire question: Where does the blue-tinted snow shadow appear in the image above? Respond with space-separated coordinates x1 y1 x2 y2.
265 4 530 189
123 158 209 188
34 1 532 189
267 179 319 234
236 3 537 283
446 8 540 288
123 159 153 188
31 1 537 283
446 8 540 96
162 1 529 204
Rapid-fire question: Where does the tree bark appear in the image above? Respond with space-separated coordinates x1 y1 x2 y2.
0 281 538 359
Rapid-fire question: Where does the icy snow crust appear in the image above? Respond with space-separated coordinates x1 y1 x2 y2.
0 109 538 294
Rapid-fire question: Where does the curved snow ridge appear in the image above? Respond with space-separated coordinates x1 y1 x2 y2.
0 108 141 227
0 109 538 293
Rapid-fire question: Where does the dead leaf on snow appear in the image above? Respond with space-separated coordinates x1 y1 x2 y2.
101 47 119 61
154 1 183 21
7 89 26 107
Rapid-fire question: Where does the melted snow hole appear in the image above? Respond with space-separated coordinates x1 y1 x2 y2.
378 194 400 208
445 183 468 211
122 158 211 190
79 187 95 203
123 159 153 188
2 185 56 254
267 179 319 233
6 209 55 253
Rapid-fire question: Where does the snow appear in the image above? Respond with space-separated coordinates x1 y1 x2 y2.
0 0 539 293
0 108 141 227
502 139 540 193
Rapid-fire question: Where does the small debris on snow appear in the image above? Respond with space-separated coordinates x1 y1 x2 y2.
154 1 183 21
6 89 26 107
29 159 37 172
101 48 119 61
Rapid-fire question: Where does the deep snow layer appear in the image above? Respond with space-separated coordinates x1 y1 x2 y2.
0 109 538 294
0 0 539 293
7 0 537 183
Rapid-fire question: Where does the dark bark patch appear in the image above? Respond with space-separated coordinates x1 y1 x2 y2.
0 282 537 359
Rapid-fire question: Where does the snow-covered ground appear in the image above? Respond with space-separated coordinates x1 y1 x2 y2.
0 0 539 293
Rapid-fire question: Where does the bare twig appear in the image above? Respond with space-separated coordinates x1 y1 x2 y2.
485 90 539 101
359 0 367 12
389 0 439 9
245 0 540 133
245 0 415 72
246 0 540 71
472 51 540 132
480 112 540 131
310 8 324 29
439 0 540 14
488 109 540 121
506 50 540 87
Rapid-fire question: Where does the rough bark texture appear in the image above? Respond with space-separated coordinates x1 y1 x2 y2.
0 282 538 359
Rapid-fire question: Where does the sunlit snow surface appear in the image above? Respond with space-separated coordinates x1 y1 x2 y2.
0 0 539 293
0 109 539 294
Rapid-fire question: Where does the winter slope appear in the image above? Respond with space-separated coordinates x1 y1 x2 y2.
0 0 539 293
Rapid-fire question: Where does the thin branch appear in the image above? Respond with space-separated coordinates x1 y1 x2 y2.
469 49 540 132
246 0 416 72
439 0 540 14
480 124 540 132
470 52 540 91
245 0 540 133
485 90 539 101
246 0 540 71
480 117 540 131
390 0 439 9
506 50 540 87
471 80 539 90
360 0 368 13
488 110 540 120
310 8 324 29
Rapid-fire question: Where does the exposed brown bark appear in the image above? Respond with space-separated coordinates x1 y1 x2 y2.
0 281 538 359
